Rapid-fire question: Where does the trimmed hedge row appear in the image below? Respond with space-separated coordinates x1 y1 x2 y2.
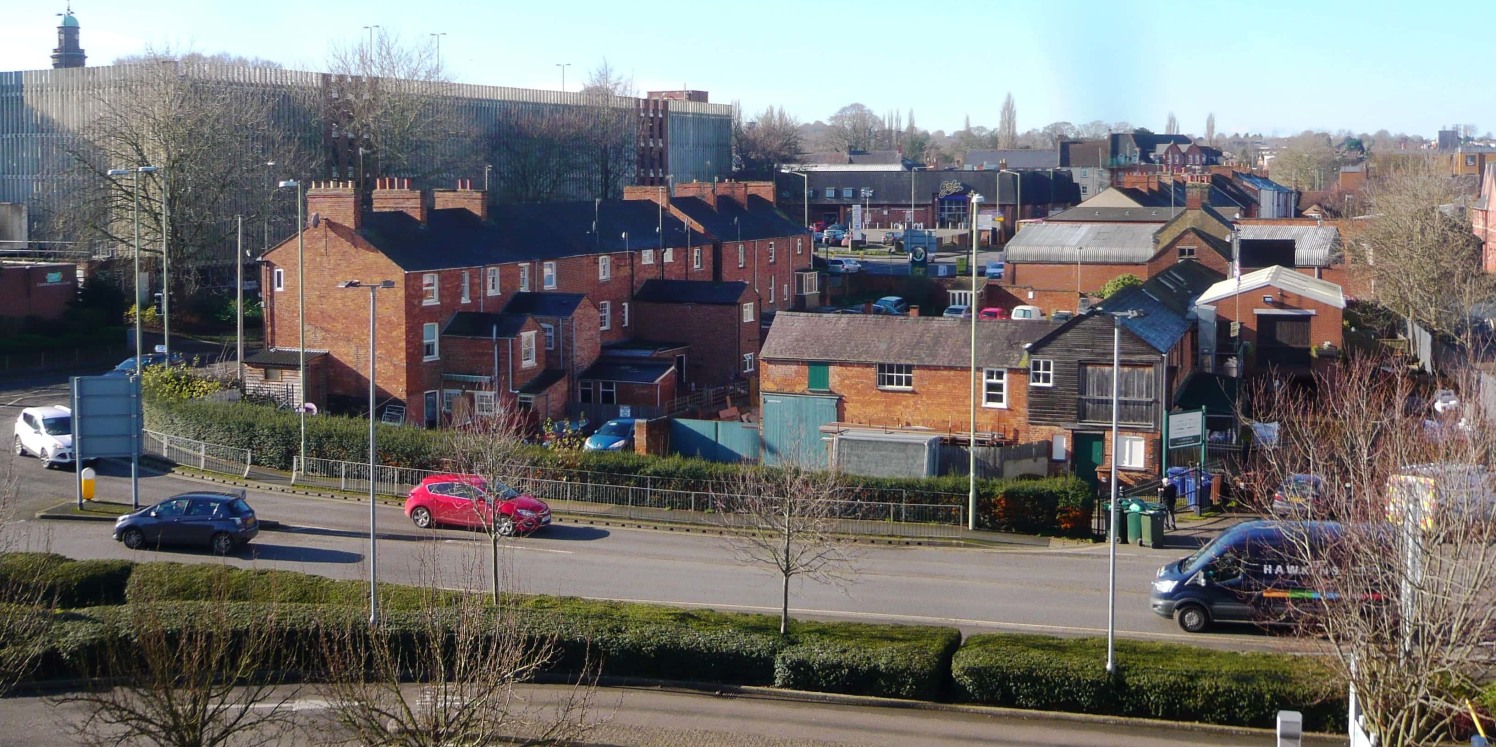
146 399 1093 534
952 633 1346 731
0 553 133 608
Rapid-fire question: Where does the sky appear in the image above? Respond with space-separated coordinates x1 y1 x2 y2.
1 0 1489 140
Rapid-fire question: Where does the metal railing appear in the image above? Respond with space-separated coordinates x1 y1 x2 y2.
143 429 253 478
293 455 967 539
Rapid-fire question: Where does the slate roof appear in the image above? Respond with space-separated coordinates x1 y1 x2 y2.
848 150 903 164
1238 224 1340 267
442 312 529 338
670 195 807 242
348 200 698 273
633 279 749 305
1047 206 1185 223
577 358 674 384
244 348 328 367
1060 139 1109 168
518 368 566 394
502 292 587 317
1196 266 1346 308
964 149 1060 169
1137 259 1226 315
1094 288 1195 353
760 312 1058 368
1004 222 1160 263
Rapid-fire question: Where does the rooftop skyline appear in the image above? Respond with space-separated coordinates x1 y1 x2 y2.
2 0 1489 141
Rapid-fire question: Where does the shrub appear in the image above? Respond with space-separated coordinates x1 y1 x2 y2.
0 553 133 608
774 623 960 700
952 633 1345 730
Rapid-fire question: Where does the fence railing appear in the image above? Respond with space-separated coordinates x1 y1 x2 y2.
143 429 253 478
293 455 967 539
664 381 750 417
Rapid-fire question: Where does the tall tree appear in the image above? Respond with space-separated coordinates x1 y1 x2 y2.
1205 112 1216 144
826 103 881 153
1040 121 1077 147
1165 111 1179 135
735 105 802 178
998 93 1017 149
578 59 640 199
1270 132 1340 191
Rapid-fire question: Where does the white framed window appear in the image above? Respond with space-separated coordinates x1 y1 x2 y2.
768 242 776 263
642 249 655 265
983 368 1008 408
1117 435 1147 470
1030 358 1054 387
622 302 630 327
460 271 472 303
599 381 617 405
486 267 501 296
742 302 754 323
578 383 593 404
841 187 853 198
796 271 819 295
692 246 703 269
664 247 674 263
442 389 460 413
783 282 789 301
737 244 746 268
474 391 496 417
422 323 440 361
949 290 973 307
422 273 439 305
599 300 612 330
542 261 556 289
520 331 537 368
796 238 803 255
742 353 756 373
876 363 913 390
273 268 284 291
599 255 611 281
824 188 835 199
540 322 555 350
768 281 775 304
518 265 531 292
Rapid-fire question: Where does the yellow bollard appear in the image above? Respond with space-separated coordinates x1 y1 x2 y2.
81 466 96 501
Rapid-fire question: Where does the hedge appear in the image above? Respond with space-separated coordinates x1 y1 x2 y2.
952 633 1346 731
0 553 133 608
145 398 1093 535
773 624 961 701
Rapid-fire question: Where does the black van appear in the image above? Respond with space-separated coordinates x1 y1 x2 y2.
1150 520 1344 633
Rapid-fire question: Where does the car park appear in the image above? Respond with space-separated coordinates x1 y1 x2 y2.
114 491 259 554
871 296 909 315
826 258 861 274
584 418 637 451
942 305 972 319
404 474 551 536
13 405 74 468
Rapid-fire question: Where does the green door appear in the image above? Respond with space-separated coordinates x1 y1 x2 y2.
1073 433 1104 489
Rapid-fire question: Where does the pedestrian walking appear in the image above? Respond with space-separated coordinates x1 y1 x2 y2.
1159 477 1179 530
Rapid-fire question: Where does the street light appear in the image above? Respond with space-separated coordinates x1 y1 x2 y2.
555 62 571 92
362 25 381 55
430 32 446 70
106 164 156 510
159 169 171 360
278 179 307 475
1100 306 1145 675
340 279 395 626
967 191 983 532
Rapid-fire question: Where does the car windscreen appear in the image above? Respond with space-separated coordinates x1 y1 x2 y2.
42 417 71 436
598 422 631 437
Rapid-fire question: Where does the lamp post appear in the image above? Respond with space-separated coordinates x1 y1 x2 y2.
1101 307 1145 675
555 62 571 92
160 169 170 360
263 161 275 256
967 191 983 531
340 279 395 626
278 179 307 474
430 32 446 70
106 164 156 511
362 25 380 55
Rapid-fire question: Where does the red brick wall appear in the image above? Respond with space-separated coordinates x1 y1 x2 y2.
1207 289 1343 376
305 181 359 229
760 360 1031 442
370 178 427 223
1147 235 1231 278
635 296 758 388
715 235 811 313
1003 261 1141 314
0 263 75 320
441 317 545 402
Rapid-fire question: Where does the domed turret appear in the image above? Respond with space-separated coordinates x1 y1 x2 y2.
51 5 86 69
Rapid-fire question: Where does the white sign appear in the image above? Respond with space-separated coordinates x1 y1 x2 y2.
977 211 995 230
1167 409 1204 449
619 405 632 418
850 205 864 241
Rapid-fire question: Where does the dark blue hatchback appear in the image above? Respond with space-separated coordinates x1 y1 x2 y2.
114 491 259 555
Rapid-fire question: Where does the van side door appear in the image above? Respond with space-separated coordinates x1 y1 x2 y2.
1201 550 1255 623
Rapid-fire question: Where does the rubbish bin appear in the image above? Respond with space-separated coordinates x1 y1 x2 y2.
1140 508 1167 548
1125 505 1143 545
1105 501 1133 543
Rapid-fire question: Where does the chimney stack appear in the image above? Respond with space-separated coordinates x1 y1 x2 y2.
371 177 428 224
306 181 360 230
1185 174 1210 210
432 178 488 221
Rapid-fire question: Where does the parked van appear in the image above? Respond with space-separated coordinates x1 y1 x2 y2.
1010 305 1045 320
1150 520 1346 633
1385 463 1496 532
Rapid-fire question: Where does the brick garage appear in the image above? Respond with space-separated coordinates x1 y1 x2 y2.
1196 266 1345 378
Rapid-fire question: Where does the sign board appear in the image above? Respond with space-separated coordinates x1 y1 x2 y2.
619 405 632 418
1166 409 1205 449
70 374 143 508
977 212 995 230
850 205 864 242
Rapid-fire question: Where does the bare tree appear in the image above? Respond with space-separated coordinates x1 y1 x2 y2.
826 103 881 153
1205 112 1216 145
1270 132 1341 191
444 406 540 604
1040 121 1077 148
1164 112 1179 135
997 93 1017 149
313 549 597 746
712 459 857 635
56 590 300 747
487 105 593 203
576 60 640 200
325 29 480 185
735 105 803 177
1244 354 1496 745
1345 157 1490 337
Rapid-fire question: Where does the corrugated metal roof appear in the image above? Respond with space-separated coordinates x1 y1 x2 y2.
1004 222 1158 263
1239 224 1339 266
1196 266 1346 308
761 312 1057 368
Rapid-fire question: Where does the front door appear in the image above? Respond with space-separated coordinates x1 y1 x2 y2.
1073 433 1105 491
424 391 439 428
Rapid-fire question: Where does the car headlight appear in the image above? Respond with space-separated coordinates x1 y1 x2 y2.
1152 579 1178 594
516 509 537 518
607 440 626 449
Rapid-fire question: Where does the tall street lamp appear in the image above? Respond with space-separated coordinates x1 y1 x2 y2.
106 164 156 511
430 32 446 70
555 62 571 92
159 168 171 360
967 191 983 531
1101 306 1145 675
340 279 395 627
278 179 307 474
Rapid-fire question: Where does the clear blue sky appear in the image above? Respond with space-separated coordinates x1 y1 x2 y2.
2 0 1488 139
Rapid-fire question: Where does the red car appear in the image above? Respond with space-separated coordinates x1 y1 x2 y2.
404 474 552 536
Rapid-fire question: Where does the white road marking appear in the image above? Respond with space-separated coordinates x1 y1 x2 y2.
441 538 573 554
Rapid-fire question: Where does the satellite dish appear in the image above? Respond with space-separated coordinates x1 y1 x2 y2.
300 402 318 415
309 213 321 228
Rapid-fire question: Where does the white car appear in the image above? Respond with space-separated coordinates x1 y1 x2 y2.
827 258 862 274
14 405 74 468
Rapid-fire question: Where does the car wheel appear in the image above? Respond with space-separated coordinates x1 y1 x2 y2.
120 528 145 550
495 516 516 537
38 448 51 468
210 532 235 556
12 436 23 457
1176 603 1210 633
411 506 433 529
